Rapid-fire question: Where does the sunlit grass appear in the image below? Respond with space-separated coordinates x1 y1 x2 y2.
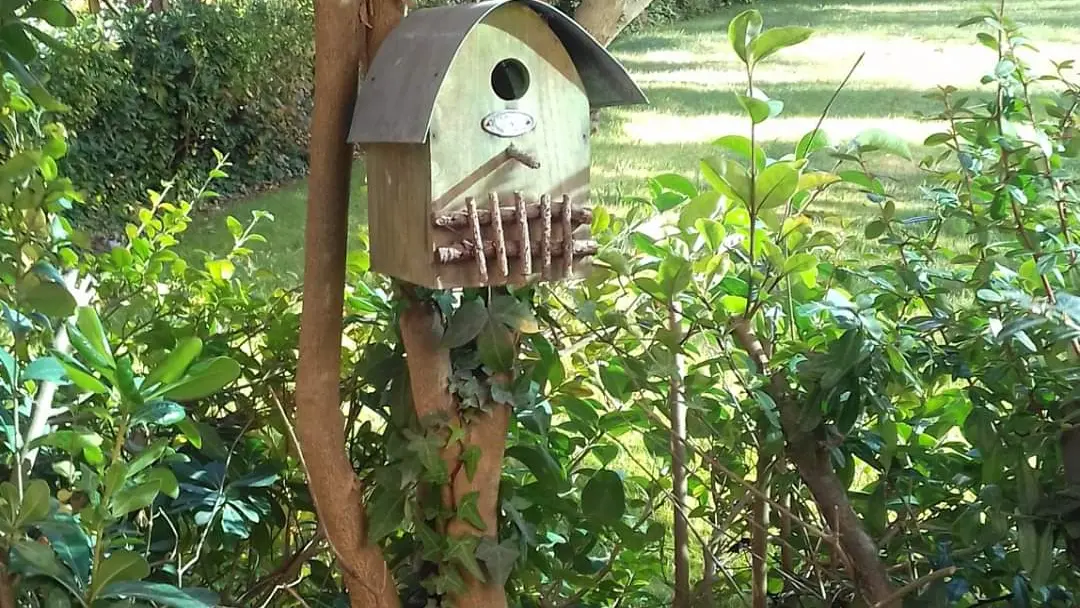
185 0 1080 281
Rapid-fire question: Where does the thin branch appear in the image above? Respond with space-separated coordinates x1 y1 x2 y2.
871 567 958 608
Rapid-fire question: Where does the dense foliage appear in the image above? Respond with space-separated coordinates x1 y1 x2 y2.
1 0 1079 607
39 0 313 232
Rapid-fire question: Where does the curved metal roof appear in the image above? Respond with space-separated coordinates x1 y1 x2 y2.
348 0 647 144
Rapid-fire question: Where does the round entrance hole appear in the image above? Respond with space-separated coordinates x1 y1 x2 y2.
491 58 530 101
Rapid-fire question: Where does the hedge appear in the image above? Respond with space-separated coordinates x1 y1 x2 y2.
41 0 314 231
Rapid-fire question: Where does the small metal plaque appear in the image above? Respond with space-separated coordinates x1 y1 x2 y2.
481 110 536 138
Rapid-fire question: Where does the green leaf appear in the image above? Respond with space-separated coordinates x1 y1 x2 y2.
855 128 913 161
98 582 217 608
115 357 141 409
24 356 66 382
728 9 762 63
679 191 721 231
415 518 444 561
653 173 698 198
477 320 516 372
15 479 51 527
162 357 241 401
110 480 161 518
125 440 167 478
36 514 91 587
755 160 803 210
24 281 76 317
456 491 487 531
1011 574 1031 608
146 337 203 387
720 295 748 315
30 429 104 466
712 135 765 172
695 219 727 251
90 551 150 601
461 445 482 481
9 540 80 596
143 468 179 500
55 355 108 395
204 259 235 282
75 307 113 368
489 295 539 333
783 253 817 274
443 298 488 348
748 26 813 64
476 538 519 587
506 444 564 489
864 220 887 239
445 536 485 582
132 400 186 427
175 418 203 449
23 0 76 27
701 156 752 207
366 486 405 542
582 469 625 525
658 255 692 298
1017 454 1040 514
737 93 771 124
797 171 840 192
796 129 830 159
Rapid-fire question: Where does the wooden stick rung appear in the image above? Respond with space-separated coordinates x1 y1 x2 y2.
465 197 488 283
434 239 598 264
561 194 573 276
489 192 508 277
516 191 531 276
431 200 592 229
540 194 552 279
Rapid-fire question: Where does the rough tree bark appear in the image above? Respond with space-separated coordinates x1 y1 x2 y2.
574 0 654 46
731 320 895 606
295 0 402 606
667 306 690 608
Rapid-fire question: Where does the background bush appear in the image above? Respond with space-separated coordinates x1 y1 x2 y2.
41 0 313 232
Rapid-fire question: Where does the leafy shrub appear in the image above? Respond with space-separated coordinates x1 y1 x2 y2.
40 0 313 232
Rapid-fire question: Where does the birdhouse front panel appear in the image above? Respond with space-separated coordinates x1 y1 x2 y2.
349 0 647 290
428 3 591 288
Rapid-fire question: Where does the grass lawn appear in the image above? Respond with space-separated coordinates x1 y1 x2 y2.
182 0 1080 283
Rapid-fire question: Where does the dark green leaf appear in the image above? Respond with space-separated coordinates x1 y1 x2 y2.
446 536 485 582
132 400 186 427
89 551 149 600
23 0 76 27
489 295 538 333
582 470 625 525
443 298 488 348
16 479 50 527
36 514 91 587
24 281 76 318
477 320 516 372
99 582 217 608
109 480 161 517
461 445 482 481
366 486 405 542
475 538 518 586
9 540 80 596
506 444 564 489
24 356 66 383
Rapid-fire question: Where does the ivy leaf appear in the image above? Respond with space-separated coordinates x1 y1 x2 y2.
445 536 486 582
476 538 519 587
162 357 241 401
582 469 625 525
461 445 482 481
99 582 217 607
442 298 488 348
89 551 150 601
366 486 405 542
456 491 487 531
415 518 444 561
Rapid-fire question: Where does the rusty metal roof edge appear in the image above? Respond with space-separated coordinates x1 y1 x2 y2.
348 0 648 145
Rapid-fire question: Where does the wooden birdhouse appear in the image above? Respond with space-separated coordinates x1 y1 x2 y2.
348 0 646 289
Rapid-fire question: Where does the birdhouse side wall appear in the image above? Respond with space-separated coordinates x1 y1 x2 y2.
366 143 436 287
427 3 592 289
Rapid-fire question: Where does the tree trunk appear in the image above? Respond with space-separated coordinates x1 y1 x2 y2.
751 450 770 608
668 307 690 608
731 320 895 606
574 0 654 46
399 299 511 608
295 0 402 606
